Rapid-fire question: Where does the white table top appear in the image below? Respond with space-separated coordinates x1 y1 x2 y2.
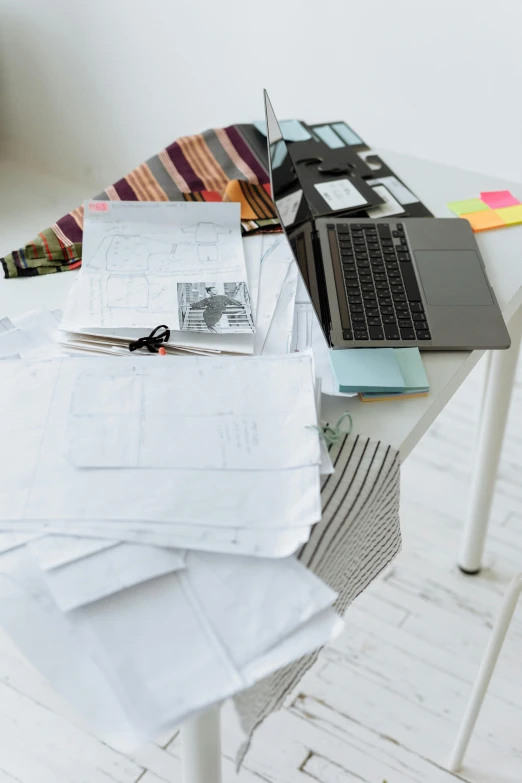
1 152 521 457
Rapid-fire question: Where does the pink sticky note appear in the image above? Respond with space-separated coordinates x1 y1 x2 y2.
480 190 520 209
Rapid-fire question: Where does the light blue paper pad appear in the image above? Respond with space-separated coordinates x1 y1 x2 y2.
393 348 429 393
329 348 406 394
313 125 345 149
361 348 429 399
253 120 312 142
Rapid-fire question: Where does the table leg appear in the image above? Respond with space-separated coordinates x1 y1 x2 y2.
458 307 522 574
181 706 222 783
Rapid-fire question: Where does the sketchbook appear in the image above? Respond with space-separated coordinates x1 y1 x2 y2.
61 201 254 336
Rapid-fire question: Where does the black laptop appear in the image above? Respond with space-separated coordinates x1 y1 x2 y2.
264 91 510 351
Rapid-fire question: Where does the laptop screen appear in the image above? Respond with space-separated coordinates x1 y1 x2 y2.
263 91 331 344
264 91 313 230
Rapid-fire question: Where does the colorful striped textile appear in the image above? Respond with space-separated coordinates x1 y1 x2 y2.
1 125 279 279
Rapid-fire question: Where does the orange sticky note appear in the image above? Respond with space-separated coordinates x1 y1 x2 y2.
495 205 522 226
462 210 506 232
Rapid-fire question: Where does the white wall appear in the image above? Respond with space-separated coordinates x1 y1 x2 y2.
1 0 521 191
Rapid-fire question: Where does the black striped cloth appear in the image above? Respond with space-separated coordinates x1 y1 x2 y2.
233 434 401 766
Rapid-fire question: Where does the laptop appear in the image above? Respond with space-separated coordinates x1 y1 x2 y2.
264 92 510 350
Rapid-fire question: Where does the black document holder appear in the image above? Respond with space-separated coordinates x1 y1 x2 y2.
237 121 433 220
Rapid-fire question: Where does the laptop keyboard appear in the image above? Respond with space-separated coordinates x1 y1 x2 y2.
334 222 431 342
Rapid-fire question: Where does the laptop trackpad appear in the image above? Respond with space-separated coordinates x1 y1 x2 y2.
414 250 493 306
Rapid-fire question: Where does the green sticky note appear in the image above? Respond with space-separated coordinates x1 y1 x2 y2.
447 198 490 216
495 204 522 225
329 348 405 394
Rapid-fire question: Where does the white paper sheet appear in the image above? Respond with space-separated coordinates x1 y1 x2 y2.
0 545 338 749
66 359 319 470
0 317 15 332
314 179 367 210
0 464 321 528
261 259 299 355
1 521 313 558
290 276 357 398
242 235 263 321
0 308 74 360
12 308 65 357
0 546 140 747
254 235 295 354
60 325 254 356
0 328 25 359
74 552 335 738
40 543 186 612
242 607 344 683
61 202 254 335
0 531 39 553
178 551 337 666
0 356 322 527
28 534 117 570
57 231 261 357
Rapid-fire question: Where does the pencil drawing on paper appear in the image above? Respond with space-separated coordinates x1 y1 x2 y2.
177 282 254 333
62 202 251 332
181 222 231 262
86 235 178 273
291 303 314 352
106 275 150 309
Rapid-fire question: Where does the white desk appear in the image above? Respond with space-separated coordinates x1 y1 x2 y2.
1 152 521 567
1 152 521 783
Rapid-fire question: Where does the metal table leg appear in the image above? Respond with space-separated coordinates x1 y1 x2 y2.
181 706 222 783
458 307 522 574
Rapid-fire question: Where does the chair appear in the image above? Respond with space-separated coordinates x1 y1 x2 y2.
448 573 522 772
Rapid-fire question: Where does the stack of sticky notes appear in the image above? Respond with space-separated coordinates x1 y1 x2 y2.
448 190 522 232
329 347 429 399
359 347 429 401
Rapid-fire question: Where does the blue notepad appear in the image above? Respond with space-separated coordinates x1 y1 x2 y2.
329 348 406 394
360 348 429 400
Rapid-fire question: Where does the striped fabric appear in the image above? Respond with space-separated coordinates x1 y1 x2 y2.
234 434 401 766
1 126 279 279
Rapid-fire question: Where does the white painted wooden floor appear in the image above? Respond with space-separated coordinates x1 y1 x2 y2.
1 351 521 783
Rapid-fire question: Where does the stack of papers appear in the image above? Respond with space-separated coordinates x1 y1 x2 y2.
60 200 255 355
0 353 328 557
329 346 429 399
359 347 430 401
0 199 357 750
291 276 358 398
0 340 342 747
58 201 299 359
0 537 342 750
